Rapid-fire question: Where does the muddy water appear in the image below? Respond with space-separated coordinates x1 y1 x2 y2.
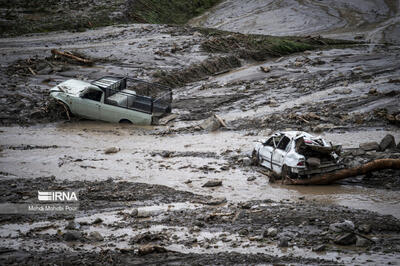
189 0 400 44
1 122 399 218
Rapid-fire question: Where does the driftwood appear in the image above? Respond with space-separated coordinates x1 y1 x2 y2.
51 49 93 65
283 158 400 185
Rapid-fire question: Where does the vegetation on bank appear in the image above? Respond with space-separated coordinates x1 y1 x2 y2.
198 28 358 61
0 0 221 36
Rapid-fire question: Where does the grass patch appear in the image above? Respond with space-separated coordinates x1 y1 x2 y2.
199 28 358 61
125 0 222 24
154 55 241 88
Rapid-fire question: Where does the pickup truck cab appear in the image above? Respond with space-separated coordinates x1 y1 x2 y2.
50 76 172 125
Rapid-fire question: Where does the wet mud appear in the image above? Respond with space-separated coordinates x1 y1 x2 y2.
1 2 400 265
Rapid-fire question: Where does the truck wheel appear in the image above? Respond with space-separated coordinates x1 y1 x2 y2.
119 119 132 124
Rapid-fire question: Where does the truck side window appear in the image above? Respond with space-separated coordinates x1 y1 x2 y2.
264 137 274 146
277 136 290 150
82 89 102 102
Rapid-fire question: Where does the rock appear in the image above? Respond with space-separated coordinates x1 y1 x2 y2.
358 224 371 234
92 218 103 224
379 134 396 151
334 88 352 94
63 230 82 241
351 148 366 156
206 197 227 205
138 244 167 255
313 123 334 132
89 231 104 241
199 114 227 131
104 147 120 154
359 142 379 151
65 221 78 230
329 220 355 233
278 236 289 247
260 66 271 73
242 157 252 166
247 176 256 181
184 179 192 184
334 232 357 245
368 88 377 95
312 244 326 252
202 179 222 187
263 227 278 237
356 236 370 247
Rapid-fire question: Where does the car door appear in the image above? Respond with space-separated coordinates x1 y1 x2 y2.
271 136 291 174
74 88 102 120
259 136 277 170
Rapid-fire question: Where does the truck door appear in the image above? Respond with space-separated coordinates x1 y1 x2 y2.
75 88 102 120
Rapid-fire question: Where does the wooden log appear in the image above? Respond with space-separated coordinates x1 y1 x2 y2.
51 49 93 65
283 159 400 185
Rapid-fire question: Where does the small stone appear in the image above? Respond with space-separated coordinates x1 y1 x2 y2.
278 236 289 247
334 232 357 245
312 244 326 252
104 147 120 154
356 236 370 247
65 221 78 230
92 218 103 224
89 231 104 241
184 179 192 184
247 176 256 181
63 230 82 241
206 197 227 205
359 142 379 151
329 220 355 233
358 223 371 234
379 134 396 151
334 88 352 94
202 179 222 187
264 227 278 237
352 148 366 156
242 157 252 166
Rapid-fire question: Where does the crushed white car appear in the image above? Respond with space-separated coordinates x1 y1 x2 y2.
252 131 343 179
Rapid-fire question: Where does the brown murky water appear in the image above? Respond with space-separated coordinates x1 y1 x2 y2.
1 122 399 218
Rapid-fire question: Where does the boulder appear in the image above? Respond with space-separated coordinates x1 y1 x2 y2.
89 231 104 241
334 232 357 245
356 236 370 247
379 134 396 151
104 147 120 154
263 227 278 237
63 230 82 241
278 236 289 247
242 157 252 166
329 220 355 233
202 179 222 187
199 114 227 131
312 244 326 252
206 197 227 205
247 176 256 181
359 142 379 151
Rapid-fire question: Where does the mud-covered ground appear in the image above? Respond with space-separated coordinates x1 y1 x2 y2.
1 1 400 265
1 177 399 265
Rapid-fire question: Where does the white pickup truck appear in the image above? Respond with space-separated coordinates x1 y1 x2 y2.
50 76 172 125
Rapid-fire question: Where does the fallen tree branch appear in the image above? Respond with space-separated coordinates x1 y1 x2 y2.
283 158 400 185
51 49 93 65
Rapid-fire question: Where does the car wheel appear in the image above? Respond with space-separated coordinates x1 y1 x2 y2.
281 165 292 179
251 149 259 165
